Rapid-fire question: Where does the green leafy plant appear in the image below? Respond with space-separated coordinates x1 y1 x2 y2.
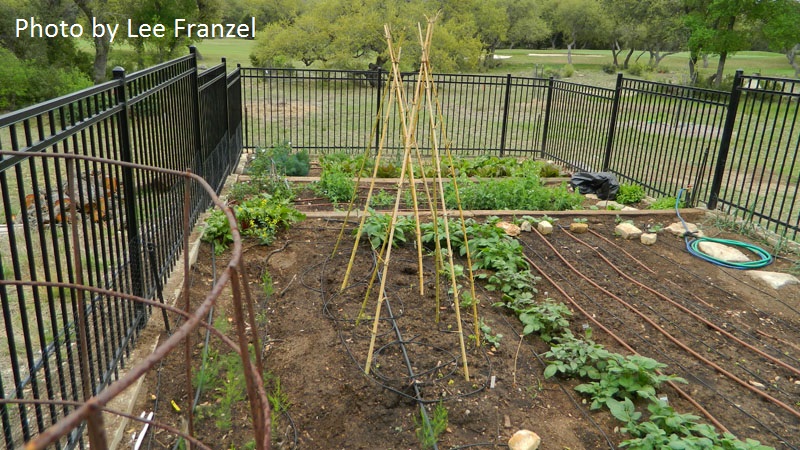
313 167 356 203
369 189 395 208
616 184 645 205
513 299 572 342
649 196 684 210
415 402 448 449
574 354 686 410
248 142 310 177
202 209 234 255
236 194 306 246
478 318 503 350
543 331 612 380
358 210 415 249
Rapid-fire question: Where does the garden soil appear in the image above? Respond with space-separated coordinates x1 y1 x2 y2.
129 210 800 450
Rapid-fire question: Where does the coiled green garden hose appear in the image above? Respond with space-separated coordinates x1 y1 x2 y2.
676 189 773 270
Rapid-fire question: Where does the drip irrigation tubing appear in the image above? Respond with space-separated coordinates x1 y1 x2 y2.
534 226 800 421
645 227 800 327
520 236 800 448
562 229 800 379
677 189 774 270
584 230 800 369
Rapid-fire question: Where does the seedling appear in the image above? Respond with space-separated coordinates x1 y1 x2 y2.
415 402 448 449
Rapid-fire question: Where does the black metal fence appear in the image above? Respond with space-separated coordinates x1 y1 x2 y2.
0 49 242 448
241 68 799 241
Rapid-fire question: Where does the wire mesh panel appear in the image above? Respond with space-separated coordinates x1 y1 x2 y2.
611 79 729 204
717 75 800 241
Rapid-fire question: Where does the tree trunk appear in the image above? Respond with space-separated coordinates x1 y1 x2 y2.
713 16 737 89
787 44 800 78
689 51 699 85
566 41 574 65
92 36 110 83
611 39 621 67
623 47 634 69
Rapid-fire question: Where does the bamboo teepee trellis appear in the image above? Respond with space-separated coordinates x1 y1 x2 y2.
334 16 480 381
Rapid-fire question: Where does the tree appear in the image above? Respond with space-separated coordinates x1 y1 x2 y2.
759 0 800 78
72 0 117 83
546 0 610 64
503 0 550 49
249 0 485 73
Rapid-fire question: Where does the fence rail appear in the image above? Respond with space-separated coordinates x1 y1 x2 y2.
0 48 244 448
241 68 799 241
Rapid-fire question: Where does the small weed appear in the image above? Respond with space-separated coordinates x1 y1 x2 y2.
572 217 587 224
261 269 274 298
478 318 503 350
415 402 448 449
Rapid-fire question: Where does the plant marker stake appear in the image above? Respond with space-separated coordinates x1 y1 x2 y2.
133 411 154 450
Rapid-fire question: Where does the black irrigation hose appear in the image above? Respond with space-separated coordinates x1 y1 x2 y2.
519 236 798 450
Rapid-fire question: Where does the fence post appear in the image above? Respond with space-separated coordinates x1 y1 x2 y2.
375 71 382 156
540 77 555 157
189 46 204 180
602 73 624 172
499 74 513 157
707 69 744 210
112 68 145 307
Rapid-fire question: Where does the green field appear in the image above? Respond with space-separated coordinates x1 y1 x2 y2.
95 38 797 84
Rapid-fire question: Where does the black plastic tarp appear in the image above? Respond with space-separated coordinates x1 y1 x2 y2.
569 172 620 200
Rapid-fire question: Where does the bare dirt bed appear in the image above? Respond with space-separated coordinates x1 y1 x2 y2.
133 210 800 450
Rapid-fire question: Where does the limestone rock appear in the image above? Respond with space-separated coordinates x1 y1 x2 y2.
615 222 642 239
508 430 541 450
596 200 625 210
665 222 704 238
584 193 599 200
641 233 657 245
496 221 521 237
520 220 532 232
570 222 589 234
537 221 553 235
746 271 800 289
697 241 750 262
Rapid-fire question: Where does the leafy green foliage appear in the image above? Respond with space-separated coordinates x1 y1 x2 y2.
415 402 448 449
478 319 503 350
447 176 583 211
358 210 416 249
649 196 684 210
513 299 572 342
203 209 235 255
203 195 305 254
0 48 92 110
249 142 310 177
543 331 612 380
369 189 395 208
313 167 356 203
574 354 686 410
229 175 296 204
616 184 645 205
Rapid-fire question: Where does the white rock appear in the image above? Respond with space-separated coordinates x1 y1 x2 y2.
584 194 599 200
520 220 532 232
537 221 553 235
665 222 704 237
641 233 657 245
508 430 541 450
746 271 800 289
697 241 751 262
615 222 642 239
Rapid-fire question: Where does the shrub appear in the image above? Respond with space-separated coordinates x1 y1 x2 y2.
248 142 310 177
616 184 645 205
313 167 355 203
0 48 92 111
602 63 618 75
563 64 575 78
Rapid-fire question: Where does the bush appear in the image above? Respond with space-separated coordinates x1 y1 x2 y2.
314 168 355 203
616 184 645 205
0 48 92 111
248 142 310 177
563 64 575 78
602 64 618 75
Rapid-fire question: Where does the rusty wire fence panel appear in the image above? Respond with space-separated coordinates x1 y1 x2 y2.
0 48 248 449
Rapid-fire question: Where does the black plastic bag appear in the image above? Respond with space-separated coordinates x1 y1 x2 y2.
569 172 620 200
